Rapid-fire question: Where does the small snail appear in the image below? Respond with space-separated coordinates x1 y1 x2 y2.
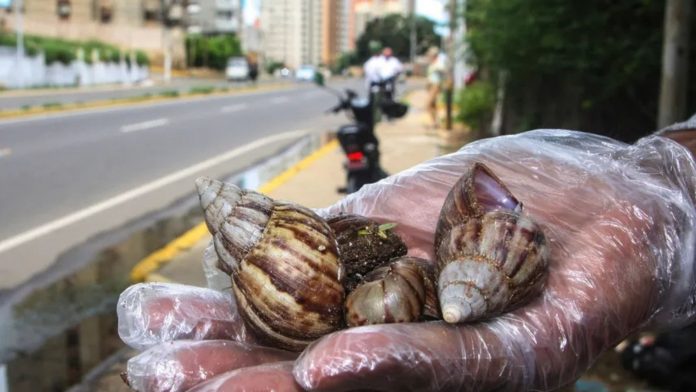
435 163 550 324
345 256 439 327
327 214 407 292
196 177 345 351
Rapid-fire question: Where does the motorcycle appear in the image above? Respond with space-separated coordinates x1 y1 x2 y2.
313 73 408 194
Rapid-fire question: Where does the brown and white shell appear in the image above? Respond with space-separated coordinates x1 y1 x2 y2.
345 256 439 327
196 177 345 351
435 163 549 324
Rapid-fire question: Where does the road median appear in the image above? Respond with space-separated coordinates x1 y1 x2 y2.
0 81 293 121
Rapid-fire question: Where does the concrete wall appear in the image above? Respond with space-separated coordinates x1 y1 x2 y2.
0 47 149 89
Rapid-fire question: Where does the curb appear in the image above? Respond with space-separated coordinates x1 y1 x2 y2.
0 82 293 121
129 138 339 283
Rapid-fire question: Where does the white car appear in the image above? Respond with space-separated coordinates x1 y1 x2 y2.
295 65 317 82
226 57 250 81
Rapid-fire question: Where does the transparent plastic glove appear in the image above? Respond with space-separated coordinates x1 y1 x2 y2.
293 129 696 391
117 281 299 391
118 129 696 391
117 282 252 351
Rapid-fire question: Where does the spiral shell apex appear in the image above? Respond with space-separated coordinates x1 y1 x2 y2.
196 177 345 351
435 163 549 324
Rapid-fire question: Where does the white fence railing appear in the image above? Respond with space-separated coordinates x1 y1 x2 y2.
0 47 149 89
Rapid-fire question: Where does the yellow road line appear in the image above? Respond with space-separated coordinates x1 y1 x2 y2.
129 223 209 282
129 138 339 282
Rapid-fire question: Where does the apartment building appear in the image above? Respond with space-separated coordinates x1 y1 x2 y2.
185 0 241 35
260 0 322 69
1 0 176 54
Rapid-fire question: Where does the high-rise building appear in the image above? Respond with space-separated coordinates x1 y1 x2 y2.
260 0 322 69
321 0 339 66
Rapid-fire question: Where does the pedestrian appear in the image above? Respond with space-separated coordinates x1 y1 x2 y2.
116 122 696 391
363 40 384 89
426 46 446 129
378 47 404 101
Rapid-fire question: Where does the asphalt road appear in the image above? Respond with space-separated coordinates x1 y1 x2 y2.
0 78 364 290
0 76 283 111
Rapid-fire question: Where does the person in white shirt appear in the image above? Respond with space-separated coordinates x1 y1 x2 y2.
363 41 384 88
378 47 403 81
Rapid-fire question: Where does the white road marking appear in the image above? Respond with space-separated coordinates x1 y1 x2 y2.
220 103 248 113
0 148 11 158
121 118 170 133
269 96 289 104
0 129 309 254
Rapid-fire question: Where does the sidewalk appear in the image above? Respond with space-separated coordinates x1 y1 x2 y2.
144 88 441 287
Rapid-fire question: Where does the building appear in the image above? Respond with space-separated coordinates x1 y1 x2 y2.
321 0 339 66
348 0 409 50
185 0 241 35
1 0 189 65
260 0 322 69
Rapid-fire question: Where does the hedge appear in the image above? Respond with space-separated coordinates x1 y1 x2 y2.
186 34 242 70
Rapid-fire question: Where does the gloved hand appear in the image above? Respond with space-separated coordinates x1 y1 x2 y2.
117 129 696 391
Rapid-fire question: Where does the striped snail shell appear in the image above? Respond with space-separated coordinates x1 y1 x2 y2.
196 177 345 351
435 163 549 324
345 256 439 327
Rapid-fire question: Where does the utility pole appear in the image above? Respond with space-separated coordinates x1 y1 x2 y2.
15 0 24 88
658 0 692 128
445 0 456 130
161 0 173 84
453 0 466 90
408 0 416 64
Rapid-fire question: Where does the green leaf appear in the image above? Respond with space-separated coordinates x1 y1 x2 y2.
357 229 370 236
378 223 397 232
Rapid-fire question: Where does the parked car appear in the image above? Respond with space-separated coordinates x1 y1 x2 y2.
295 65 317 82
276 67 292 78
226 57 250 81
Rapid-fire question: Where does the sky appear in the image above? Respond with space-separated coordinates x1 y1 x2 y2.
417 0 448 26
242 0 448 30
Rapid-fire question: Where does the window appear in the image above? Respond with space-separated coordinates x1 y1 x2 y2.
142 0 160 22
98 0 113 23
217 10 233 19
57 0 71 19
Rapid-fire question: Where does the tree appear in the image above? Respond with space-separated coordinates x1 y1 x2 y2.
355 14 441 62
464 0 696 142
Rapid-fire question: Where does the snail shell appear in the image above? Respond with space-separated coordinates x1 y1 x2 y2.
435 163 549 324
196 177 345 351
345 256 439 327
